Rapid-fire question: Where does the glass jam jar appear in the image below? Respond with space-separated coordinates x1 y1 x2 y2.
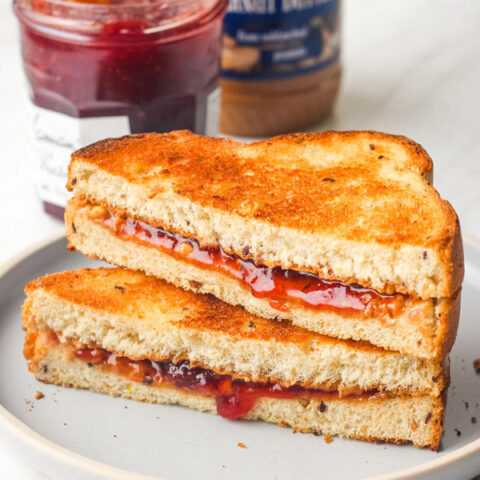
14 0 227 218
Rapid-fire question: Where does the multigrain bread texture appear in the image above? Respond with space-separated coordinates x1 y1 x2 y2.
23 268 447 396
67 130 464 299
65 198 461 360
24 329 446 450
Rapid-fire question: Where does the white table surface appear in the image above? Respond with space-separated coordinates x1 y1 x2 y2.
1 0 479 478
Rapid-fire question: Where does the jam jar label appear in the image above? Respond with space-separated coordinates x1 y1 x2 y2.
222 0 340 80
27 104 130 208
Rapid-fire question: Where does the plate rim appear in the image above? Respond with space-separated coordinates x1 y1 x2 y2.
0 231 479 480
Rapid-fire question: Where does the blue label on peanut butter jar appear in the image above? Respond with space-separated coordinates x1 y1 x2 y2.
222 0 340 80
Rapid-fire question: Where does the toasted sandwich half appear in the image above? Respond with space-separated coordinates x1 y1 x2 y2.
65 130 464 359
23 268 447 450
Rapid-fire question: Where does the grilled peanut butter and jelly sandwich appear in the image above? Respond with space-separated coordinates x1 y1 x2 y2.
23 130 464 450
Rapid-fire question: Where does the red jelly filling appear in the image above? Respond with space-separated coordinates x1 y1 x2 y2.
100 212 405 317
75 347 379 419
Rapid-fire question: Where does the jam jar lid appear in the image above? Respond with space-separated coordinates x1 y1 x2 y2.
14 0 225 43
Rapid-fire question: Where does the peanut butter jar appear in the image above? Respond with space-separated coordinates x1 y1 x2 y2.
220 0 341 137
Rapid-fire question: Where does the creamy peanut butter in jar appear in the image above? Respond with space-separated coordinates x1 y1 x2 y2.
220 0 341 136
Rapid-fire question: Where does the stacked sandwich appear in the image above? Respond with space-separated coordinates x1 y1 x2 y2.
23 131 464 450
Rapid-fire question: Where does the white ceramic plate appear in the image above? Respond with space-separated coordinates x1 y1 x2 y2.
1 232 480 480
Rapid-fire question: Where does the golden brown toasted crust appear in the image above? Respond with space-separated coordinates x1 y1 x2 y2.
68 130 464 297
68 130 438 245
437 288 462 358
445 218 464 304
70 130 434 185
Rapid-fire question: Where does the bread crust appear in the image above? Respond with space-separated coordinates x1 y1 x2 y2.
67 130 464 298
436 287 461 358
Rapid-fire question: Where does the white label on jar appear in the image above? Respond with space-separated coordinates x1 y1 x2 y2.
27 103 130 208
205 87 221 137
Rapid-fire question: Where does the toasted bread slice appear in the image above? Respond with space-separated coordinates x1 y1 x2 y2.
24 268 447 396
24 329 446 450
67 130 464 299
65 197 461 359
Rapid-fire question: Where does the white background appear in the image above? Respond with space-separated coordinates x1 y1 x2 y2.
1 0 480 477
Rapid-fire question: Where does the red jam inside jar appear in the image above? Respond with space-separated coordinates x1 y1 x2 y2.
14 0 227 218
